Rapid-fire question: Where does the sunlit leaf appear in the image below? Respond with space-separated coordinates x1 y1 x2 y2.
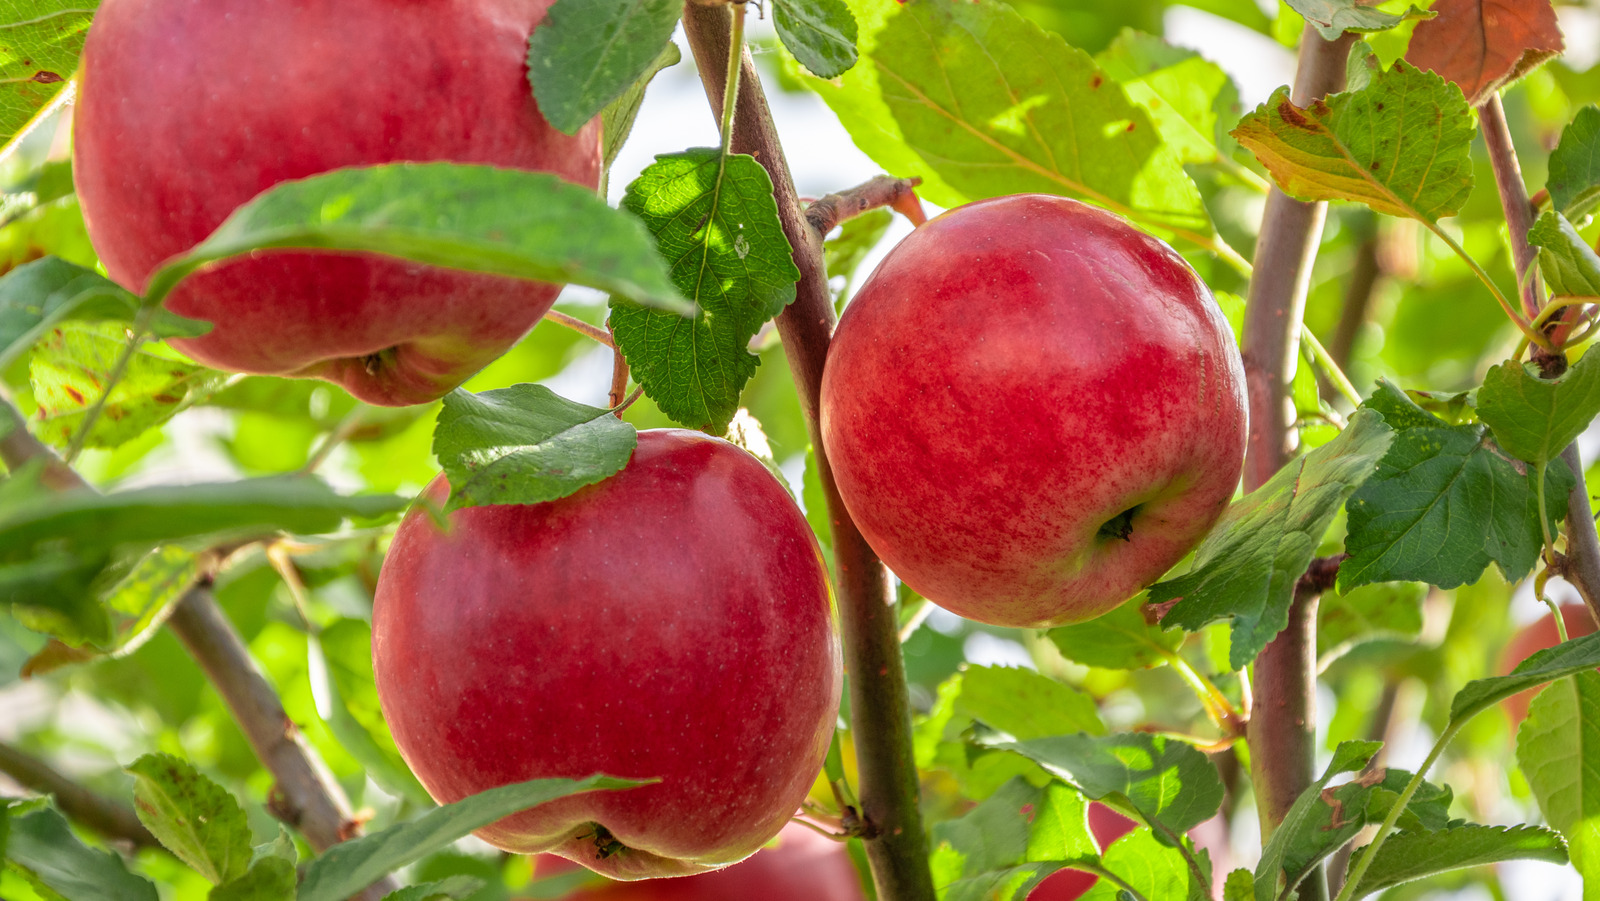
526 0 681 136
126 753 253 885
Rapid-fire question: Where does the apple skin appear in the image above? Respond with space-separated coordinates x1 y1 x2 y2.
372 430 842 880
73 0 601 406
820 194 1247 628
540 823 867 900
1500 604 1599 727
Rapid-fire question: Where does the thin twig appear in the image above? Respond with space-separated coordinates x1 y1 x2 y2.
680 4 936 898
608 323 630 411
542 310 614 348
1241 27 1354 901
0 740 159 849
805 175 926 235
1479 95 1600 626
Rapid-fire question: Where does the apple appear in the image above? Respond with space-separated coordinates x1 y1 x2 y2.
371 430 842 880
539 823 867 900
1500 603 1599 727
819 194 1248 628
73 0 601 407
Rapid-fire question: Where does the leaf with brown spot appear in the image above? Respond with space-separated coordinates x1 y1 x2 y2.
0 1 97 157
1405 0 1562 106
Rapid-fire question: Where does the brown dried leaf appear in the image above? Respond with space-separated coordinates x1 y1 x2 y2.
1405 0 1563 106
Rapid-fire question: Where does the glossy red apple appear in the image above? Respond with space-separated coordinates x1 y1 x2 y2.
372 430 842 880
539 823 867 900
820 194 1247 628
1501 603 1599 727
74 0 600 406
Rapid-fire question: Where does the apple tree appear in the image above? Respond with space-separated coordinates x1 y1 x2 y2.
2 0 1600 900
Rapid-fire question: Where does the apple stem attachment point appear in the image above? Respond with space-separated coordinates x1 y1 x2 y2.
1096 506 1140 543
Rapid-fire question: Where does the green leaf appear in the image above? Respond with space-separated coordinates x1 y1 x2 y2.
1252 741 1380 901
1153 408 1394 670
145 163 691 316
1479 350 1600 467
600 42 681 175
976 731 1223 843
951 666 1106 740
1283 0 1432 41
125 753 253 885
1079 828 1208 901
381 876 488 901
432 384 638 512
297 775 642 901
611 150 800 432
1346 824 1567 899
0 476 408 562
1516 669 1600 890
1529 211 1600 299
1047 596 1183 670
207 856 295 901
1340 380 1571 591
29 322 230 450
773 0 859 79
1451 631 1600 724
1231 60 1474 223
4 806 160 901
1223 868 1253 901
930 778 1098 901
823 207 891 303
309 619 431 806
0 549 112 646
99 545 201 655
0 2 92 159
526 0 681 136
1094 30 1242 166
792 0 1223 254
1548 105 1600 221
0 257 208 372
1317 581 1425 667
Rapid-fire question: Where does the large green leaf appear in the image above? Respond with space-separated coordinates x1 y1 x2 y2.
1078 827 1208 901
4 806 160 901
432 384 637 512
1093 30 1241 167
1346 824 1568 899
611 150 799 432
1153 408 1394 670
1516 669 1600 892
599 42 681 176
1451 631 1600 723
1048 596 1183 671
1340 380 1571 591
0 2 93 159
1232 60 1474 223
929 778 1099 901
145 163 691 315
525 0 681 136
1479 350 1600 468
773 0 859 79
125 753 254 885
1548 104 1600 220
296 775 642 901
793 0 1228 258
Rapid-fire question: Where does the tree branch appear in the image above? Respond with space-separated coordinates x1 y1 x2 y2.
1479 95 1600 629
0 740 159 850
805 175 926 236
679 6 936 899
1242 27 1354 901
0 396 396 898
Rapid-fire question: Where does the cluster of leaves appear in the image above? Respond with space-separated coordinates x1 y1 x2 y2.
3 0 1600 899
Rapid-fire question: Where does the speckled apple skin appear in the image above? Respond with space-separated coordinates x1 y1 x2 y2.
73 0 600 406
372 430 842 880
820 194 1247 628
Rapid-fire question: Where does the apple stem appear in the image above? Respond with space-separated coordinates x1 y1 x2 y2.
805 175 926 236
543 309 615 348
0 394 399 900
1240 25 1354 901
607 322 631 411
680 5 939 899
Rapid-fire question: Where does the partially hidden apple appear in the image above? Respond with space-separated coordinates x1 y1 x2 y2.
539 823 867 900
1500 603 1599 728
73 0 600 406
820 194 1247 628
372 430 842 879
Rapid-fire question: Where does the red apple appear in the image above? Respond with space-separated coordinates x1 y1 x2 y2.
1500 603 1599 727
372 430 842 880
1027 803 1137 901
819 194 1247 628
73 0 600 406
538 823 867 900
